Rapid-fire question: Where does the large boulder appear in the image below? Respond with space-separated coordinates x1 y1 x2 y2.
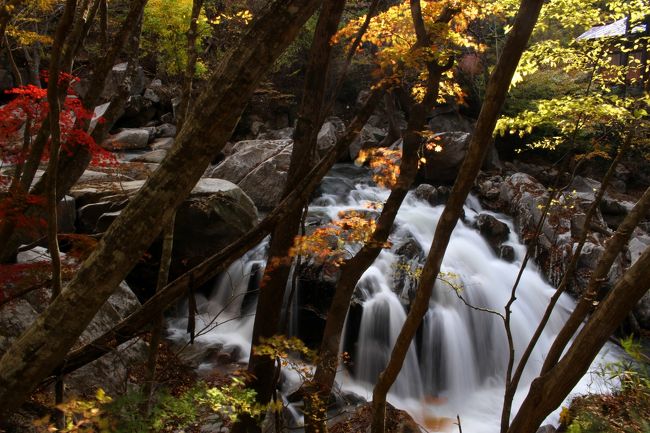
72 178 258 298
207 139 293 210
101 62 146 100
172 179 259 266
428 109 475 133
101 128 151 151
420 132 500 184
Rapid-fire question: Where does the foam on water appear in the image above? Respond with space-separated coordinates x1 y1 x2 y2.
168 164 620 432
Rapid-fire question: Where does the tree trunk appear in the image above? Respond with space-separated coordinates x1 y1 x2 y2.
540 186 650 375
176 0 204 127
45 2 78 427
142 211 175 414
500 133 629 432
240 3 346 432
305 1 457 424
507 245 650 433
0 0 322 416
370 0 544 431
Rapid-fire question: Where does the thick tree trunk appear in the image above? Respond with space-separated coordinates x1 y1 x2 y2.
240 4 347 432
507 245 650 433
0 0 322 416
369 1 544 431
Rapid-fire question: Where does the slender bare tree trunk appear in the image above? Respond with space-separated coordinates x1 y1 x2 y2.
499 133 630 431
541 185 650 374
507 244 650 433
0 0 322 416
44 0 78 426
142 211 175 413
304 3 460 431
176 0 204 127
369 1 544 431
239 4 347 432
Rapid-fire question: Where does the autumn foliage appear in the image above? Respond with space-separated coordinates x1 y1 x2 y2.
0 75 114 302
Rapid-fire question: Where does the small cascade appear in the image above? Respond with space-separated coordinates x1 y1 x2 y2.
167 164 619 431
167 243 267 365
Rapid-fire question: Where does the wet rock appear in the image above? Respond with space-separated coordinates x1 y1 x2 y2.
393 237 425 302
499 245 515 262
77 199 128 233
143 87 160 103
475 214 510 252
349 123 387 160
155 123 177 138
317 120 343 158
414 184 450 207
628 234 650 265
536 425 557 433
569 176 601 202
101 62 145 99
58 195 76 233
120 94 157 126
151 137 174 151
428 108 475 133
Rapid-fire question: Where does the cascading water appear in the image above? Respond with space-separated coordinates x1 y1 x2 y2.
167 164 619 432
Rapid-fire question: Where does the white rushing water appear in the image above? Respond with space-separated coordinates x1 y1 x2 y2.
168 164 619 432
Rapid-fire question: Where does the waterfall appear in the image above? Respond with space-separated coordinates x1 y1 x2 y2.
167 164 619 432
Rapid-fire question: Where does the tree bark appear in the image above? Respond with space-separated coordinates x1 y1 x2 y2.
240 4 347 432
142 211 175 414
0 0 322 416
305 3 459 430
500 135 629 432
507 244 650 433
369 0 544 431
176 0 204 127
540 185 650 374
45 1 78 427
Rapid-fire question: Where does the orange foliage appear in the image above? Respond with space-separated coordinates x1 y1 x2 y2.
334 0 500 103
356 148 402 188
289 209 389 266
